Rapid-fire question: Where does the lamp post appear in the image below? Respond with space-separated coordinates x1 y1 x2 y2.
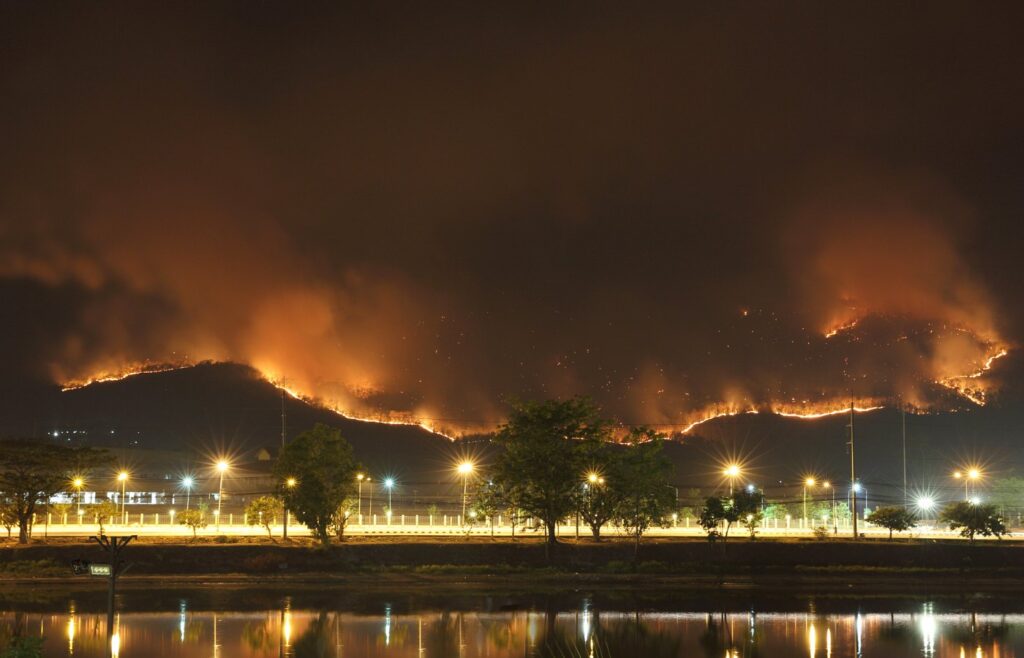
215 460 229 531
357 474 365 521
457 462 475 522
723 464 741 496
367 477 373 519
117 471 128 524
181 476 194 510
283 477 296 539
822 481 835 534
803 477 816 529
72 477 84 517
384 478 394 523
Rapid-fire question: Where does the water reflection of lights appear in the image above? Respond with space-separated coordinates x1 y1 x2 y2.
179 601 187 643
384 603 392 646
809 623 817 658
283 609 293 646
921 603 936 656
826 627 832 658
110 613 121 658
855 612 863 657
580 600 592 642
66 615 76 655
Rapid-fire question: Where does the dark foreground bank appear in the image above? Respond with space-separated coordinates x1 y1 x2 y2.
2 537 1024 588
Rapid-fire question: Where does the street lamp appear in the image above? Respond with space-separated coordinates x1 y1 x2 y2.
282 476 296 539
953 468 981 501
723 464 742 496
384 478 395 522
457 461 475 521
822 481 835 534
181 476 194 510
117 471 128 524
357 473 365 520
215 460 229 531
803 477 816 529
72 476 84 517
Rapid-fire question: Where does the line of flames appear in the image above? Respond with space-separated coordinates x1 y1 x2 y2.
676 401 885 435
57 345 1010 438
935 346 1009 406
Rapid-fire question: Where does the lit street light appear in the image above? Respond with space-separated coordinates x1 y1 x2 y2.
283 476 296 539
822 481 835 534
723 464 742 496
953 468 982 501
457 461 475 522
117 471 128 524
803 477 816 529
181 476 194 510
357 473 365 520
72 476 84 517
216 460 229 531
384 477 395 518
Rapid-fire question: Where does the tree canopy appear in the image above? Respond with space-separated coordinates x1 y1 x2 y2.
491 397 612 546
940 502 1006 542
273 424 360 544
866 506 917 540
613 429 676 553
0 439 111 543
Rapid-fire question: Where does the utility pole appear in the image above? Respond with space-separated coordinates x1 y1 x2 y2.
849 402 858 538
901 403 908 508
281 380 289 540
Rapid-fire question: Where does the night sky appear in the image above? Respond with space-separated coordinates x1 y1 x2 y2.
2 3 1023 436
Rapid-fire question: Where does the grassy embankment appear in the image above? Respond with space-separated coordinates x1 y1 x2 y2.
2 535 1023 590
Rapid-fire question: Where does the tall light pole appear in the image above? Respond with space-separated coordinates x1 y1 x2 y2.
367 477 373 519
823 481 835 534
181 476 194 510
357 473 365 520
72 477 84 517
215 460 229 531
457 462 475 522
384 478 394 522
803 477 816 529
723 464 741 496
117 471 128 524
967 468 981 501
283 477 296 539
848 402 858 538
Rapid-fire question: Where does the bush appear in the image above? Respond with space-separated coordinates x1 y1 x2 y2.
813 526 830 540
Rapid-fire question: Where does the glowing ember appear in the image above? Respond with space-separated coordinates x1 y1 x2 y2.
824 319 859 339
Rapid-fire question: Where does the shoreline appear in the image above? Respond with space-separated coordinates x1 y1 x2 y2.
3 537 1024 593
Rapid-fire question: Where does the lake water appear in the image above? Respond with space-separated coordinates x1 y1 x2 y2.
1 586 1022 657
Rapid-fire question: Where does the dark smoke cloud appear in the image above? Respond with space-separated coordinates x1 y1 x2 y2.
1 3 1022 433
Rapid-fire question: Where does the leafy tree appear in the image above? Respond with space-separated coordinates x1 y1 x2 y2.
91 500 119 536
178 507 207 539
0 439 110 543
491 398 612 547
472 480 508 538
330 497 356 541
732 489 763 539
613 429 676 554
273 424 361 545
572 439 623 540
941 502 1006 542
0 499 17 539
698 496 727 541
245 496 281 538
866 506 917 540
